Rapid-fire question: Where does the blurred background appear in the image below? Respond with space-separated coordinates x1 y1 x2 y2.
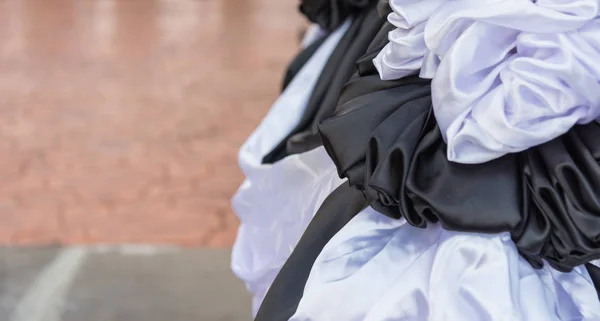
0 0 305 319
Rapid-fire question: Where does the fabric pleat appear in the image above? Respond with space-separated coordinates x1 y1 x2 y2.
249 1 600 320
230 22 350 316
262 5 384 164
319 26 600 274
254 182 368 321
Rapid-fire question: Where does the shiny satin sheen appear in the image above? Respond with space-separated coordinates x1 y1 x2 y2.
231 22 349 315
255 182 368 321
263 5 384 163
255 11 600 321
319 30 600 274
373 0 600 164
291 207 600 320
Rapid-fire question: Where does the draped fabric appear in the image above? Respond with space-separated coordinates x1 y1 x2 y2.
320 53 600 274
254 182 368 321
373 0 600 164
316 6 600 273
372 0 443 80
232 148 343 315
291 208 600 321
262 6 384 164
300 0 378 32
269 8 600 318
246 1 600 319
230 23 349 316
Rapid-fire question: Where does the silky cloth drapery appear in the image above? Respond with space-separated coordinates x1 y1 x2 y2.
429 0 600 164
300 0 378 32
320 69 600 272
373 0 600 164
291 207 600 321
254 182 368 321
318 2 600 270
262 6 385 164
255 16 600 321
230 22 349 315
372 0 443 80
232 148 342 315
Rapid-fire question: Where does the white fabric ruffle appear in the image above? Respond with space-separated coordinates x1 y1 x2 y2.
291 207 600 321
232 148 343 316
373 0 443 80
428 0 600 164
230 21 351 316
374 0 600 164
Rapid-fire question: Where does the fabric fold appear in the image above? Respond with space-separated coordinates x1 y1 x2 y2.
263 5 384 163
373 0 600 164
319 26 600 272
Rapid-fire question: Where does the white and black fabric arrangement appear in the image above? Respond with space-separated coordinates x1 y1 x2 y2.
232 0 600 320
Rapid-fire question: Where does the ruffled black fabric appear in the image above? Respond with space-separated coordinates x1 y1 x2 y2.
262 5 384 164
300 0 378 32
319 47 600 273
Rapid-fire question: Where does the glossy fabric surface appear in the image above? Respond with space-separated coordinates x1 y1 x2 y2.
255 182 368 321
292 207 600 321
428 0 600 164
372 0 442 80
254 4 600 318
300 0 378 32
320 65 600 272
373 0 600 164
319 8 600 270
230 23 349 315
262 6 385 163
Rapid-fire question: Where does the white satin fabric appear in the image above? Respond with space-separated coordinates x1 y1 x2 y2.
292 207 600 321
231 21 350 316
373 0 442 80
302 24 327 48
374 0 600 164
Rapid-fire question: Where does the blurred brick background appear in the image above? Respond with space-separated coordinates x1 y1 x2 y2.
0 0 303 246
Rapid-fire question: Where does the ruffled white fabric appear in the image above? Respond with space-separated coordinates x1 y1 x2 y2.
428 0 600 164
374 0 600 164
373 0 443 80
231 21 350 316
291 207 600 321
232 148 343 316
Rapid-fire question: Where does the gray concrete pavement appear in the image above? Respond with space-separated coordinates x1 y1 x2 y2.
0 246 251 321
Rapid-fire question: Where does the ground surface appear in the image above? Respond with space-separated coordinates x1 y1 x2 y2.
0 246 251 321
0 0 302 246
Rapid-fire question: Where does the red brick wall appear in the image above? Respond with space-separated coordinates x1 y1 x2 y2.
0 0 302 246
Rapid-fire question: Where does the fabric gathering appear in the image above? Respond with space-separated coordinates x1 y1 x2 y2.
231 0 600 320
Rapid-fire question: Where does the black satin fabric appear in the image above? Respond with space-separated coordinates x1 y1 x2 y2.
318 37 600 273
300 0 378 32
262 5 384 164
254 182 368 321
